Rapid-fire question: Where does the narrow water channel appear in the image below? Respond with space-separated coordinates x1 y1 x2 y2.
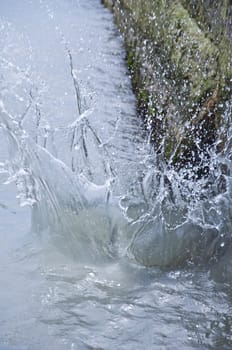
0 1 232 349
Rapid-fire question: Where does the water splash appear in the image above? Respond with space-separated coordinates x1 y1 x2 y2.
0 1 232 278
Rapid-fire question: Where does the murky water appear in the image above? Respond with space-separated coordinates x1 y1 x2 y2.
0 0 232 349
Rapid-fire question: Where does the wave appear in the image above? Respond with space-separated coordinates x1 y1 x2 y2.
0 11 232 278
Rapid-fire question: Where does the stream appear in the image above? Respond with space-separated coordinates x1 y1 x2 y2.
0 0 232 349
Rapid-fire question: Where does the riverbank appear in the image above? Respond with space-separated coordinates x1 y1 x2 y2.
102 0 232 171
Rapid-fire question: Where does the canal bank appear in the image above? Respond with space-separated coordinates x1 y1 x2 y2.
102 0 232 172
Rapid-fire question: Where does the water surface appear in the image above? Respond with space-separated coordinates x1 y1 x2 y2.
0 1 232 349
